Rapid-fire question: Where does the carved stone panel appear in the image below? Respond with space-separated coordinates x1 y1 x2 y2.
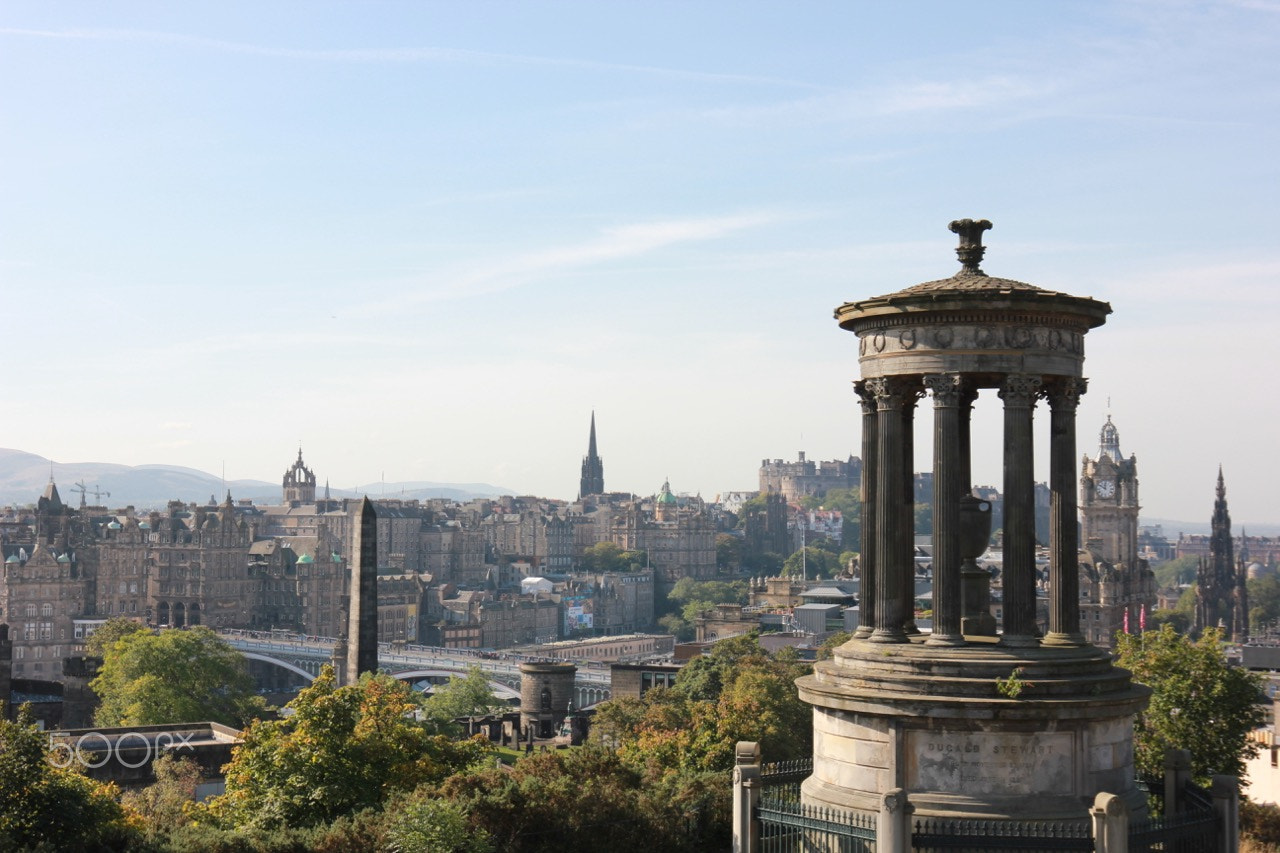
904 731 1075 797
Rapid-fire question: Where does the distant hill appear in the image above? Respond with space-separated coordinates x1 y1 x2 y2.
1140 517 1280 538
0 449 514 509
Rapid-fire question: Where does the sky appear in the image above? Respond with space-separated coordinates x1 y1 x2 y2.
2 1 1277 526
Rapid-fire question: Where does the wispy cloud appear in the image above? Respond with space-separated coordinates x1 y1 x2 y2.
351 210 787 315
158 422 192 431
0 27 819 89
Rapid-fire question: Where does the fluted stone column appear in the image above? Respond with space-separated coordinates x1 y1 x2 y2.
999 374 1041 647
1043 377 1088 647
867 377 912 643
854 380 877 639
902 388 921 634
926 374 965 646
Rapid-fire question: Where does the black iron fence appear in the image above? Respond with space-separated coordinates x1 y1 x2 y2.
912 816 1094 852
753 759 1222 853
757 760 876 852
1128 782 1218 853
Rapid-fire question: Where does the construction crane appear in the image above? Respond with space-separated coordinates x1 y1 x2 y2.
69 481 111 508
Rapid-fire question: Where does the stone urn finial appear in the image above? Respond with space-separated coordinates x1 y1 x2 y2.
948 218 993 275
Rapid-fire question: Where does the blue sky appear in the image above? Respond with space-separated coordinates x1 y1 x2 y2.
2 1 1277 524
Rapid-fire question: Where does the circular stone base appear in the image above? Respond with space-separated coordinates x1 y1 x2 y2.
796 636 1150 822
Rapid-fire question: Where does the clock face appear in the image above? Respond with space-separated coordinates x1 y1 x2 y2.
1096 479 1116 498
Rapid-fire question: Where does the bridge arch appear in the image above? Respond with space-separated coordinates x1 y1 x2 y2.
243 652 316 683
392 669 520 701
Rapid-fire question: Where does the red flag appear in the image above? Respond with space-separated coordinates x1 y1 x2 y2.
1139 606 1146 632
1123 608 1130 634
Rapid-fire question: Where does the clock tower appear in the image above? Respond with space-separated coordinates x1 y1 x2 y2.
1079 415 1152 645
1081 415 1139 568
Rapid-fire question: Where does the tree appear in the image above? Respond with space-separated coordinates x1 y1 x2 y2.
1155 555 1200 590
817 631 853 660
1114 625 1266 784
198 667 491 831
0 704 138 850
782 546 840 579
580 542 646 573
1248 573 1280 634
592 635 813 776
436 746 725 852
121 753 203 839
384 793 493 853
715 534 743 572
84 615 146 658
91 625 266 728
420 666 507 734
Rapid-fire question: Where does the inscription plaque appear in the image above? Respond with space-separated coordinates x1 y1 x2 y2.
906 731 1074 797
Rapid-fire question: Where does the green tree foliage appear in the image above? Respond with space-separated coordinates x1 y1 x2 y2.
197 667 491 831
914 502 932 535
1155 555 1200 589
817 631 853 660
437 747 725 853
385 793 493 853
121 753 203 841
1248 573 1280 634
84 615 147 658
579 542 647 573
0 704 138 851
781 545 840 579
659 578 749 641
715 533 743 571
591 634 812 775
91 626 266 728
1114 625 1266 784
420 666 507 735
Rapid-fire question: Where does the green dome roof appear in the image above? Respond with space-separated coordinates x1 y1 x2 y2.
296 553 315 564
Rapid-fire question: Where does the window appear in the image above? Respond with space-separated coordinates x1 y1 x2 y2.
41 603 53 617
25 604 36 618
129 582 137 594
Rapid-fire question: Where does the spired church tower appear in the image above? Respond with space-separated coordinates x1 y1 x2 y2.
578 412 604 499
283 448 317 506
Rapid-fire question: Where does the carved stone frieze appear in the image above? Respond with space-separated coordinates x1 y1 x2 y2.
859 323 1084 358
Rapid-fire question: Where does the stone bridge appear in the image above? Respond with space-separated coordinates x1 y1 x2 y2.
218 631 613 708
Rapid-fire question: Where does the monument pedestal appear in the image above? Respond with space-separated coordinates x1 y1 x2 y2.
797 638 1150 823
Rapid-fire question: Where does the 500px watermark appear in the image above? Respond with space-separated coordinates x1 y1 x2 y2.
47 731 197 770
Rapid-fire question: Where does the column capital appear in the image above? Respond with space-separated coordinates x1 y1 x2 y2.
864 376 921 412
853 380 878 414
1044 376 1088 411
923 373 967 407
998 373 1042 407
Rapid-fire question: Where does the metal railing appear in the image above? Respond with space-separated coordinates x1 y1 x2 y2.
756 760 876 852
912 817 1094 852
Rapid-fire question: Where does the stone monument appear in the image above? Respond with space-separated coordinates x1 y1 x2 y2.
797 219 1151 823
340 496 379 686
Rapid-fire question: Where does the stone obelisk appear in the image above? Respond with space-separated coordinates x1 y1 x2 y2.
344 497 379 685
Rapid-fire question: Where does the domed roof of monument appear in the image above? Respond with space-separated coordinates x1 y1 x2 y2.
834 218 1112 334
656 479 677 504
877 220 1051 298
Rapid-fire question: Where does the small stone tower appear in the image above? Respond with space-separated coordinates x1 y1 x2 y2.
578 412 604 499
519 661 576 740
1197 468 1245 640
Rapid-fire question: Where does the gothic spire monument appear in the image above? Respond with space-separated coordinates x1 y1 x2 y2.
1196 467 1247 640
798 219 1150 825
578 412 604 499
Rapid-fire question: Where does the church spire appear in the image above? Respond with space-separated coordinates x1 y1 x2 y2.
578 411 605 500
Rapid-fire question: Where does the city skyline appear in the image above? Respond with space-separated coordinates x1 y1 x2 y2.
2 2 1277 523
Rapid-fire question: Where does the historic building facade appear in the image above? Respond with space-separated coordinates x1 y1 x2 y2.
1079 416 1155 646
